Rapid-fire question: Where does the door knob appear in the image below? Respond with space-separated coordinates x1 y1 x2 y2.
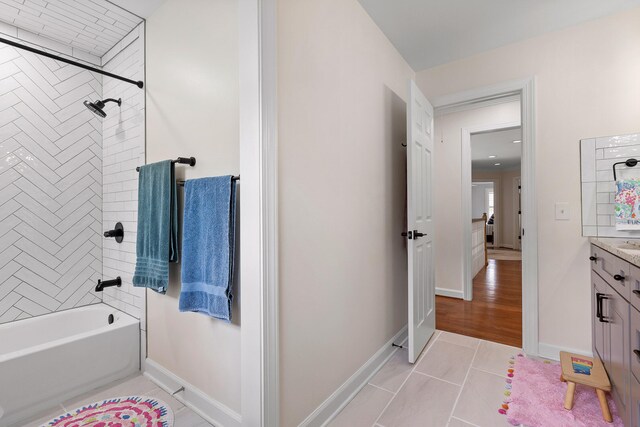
401 231 413 239
413 230 426 238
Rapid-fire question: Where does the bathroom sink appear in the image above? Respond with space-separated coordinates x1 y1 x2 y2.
617 240 640 250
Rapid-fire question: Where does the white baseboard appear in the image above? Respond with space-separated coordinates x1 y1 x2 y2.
436 287 464 299
537 342 593 361
299 326 408 427
144 358 241 427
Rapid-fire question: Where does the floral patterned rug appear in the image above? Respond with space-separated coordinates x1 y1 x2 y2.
42 396 173 427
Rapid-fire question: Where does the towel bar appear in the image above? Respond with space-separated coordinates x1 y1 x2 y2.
135 157 196 172
613 158 638 180
177 176 240 186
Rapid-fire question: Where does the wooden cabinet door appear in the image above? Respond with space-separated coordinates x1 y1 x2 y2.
592 271 607 362
605 284 630 425
632 374 640 427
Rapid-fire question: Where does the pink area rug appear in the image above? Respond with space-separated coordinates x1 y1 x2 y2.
501 355 624 427
42 396 173 427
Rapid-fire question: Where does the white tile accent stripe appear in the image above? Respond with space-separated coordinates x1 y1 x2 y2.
0 43 102 324
100 23 145 323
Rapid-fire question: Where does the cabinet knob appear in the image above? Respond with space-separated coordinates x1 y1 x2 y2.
614 274 625 282
589 256 597 261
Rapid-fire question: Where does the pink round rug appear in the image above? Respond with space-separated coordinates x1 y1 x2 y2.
42 396 173 427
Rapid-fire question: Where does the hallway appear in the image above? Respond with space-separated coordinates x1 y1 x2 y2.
436 259 522 348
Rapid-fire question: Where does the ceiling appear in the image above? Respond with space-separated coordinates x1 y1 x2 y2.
0 0 148 58
472 127 522 171
357 0 640 70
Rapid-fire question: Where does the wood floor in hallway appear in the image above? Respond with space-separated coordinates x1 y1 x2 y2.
436 259 522 348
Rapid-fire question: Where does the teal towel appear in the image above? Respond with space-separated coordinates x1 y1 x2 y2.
133 160 178 294
179 176 236 321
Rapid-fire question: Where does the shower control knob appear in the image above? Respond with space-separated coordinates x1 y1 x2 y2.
104 222 124 243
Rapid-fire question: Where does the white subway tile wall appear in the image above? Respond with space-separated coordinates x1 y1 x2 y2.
100 23 145 326
580 133 640 237
0 42 103 324
0 0 143 60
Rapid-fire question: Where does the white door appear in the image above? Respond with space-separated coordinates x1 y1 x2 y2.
406 80 435 363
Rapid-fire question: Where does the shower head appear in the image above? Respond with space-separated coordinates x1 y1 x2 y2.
83 98 122 118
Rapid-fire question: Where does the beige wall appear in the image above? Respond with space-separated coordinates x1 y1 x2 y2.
473 169 521 249
277 0 414 424
145 0 241 413
433 101 521 294
418 7 640 353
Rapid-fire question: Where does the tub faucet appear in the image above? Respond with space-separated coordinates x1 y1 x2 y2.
96 277 122 292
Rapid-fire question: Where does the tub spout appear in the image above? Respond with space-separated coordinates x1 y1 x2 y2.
96 277 122 292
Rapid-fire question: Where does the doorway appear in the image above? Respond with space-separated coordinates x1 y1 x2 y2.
429 79 538 354
468 127 523 347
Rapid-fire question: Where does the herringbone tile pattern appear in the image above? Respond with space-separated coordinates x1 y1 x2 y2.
0 44 102 324
0 0 142 58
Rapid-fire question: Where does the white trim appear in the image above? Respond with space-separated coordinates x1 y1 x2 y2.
436 287 464 299
432 79 528 110
144 358 241 427
463 125 517 301
538 343 593 361
299 326 408 427
239 0 279 425
434 77 539 356
520 78 538 356
435 93 520 117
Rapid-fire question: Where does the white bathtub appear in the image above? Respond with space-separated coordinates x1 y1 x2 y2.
0 304 140 427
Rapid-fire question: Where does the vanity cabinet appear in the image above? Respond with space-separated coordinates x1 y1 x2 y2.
590 243 633 426
632 375 640 427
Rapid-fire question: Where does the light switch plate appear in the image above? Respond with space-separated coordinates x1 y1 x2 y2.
555 202 570 220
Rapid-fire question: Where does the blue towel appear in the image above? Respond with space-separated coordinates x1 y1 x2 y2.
132 160 178 294
179 176 237 321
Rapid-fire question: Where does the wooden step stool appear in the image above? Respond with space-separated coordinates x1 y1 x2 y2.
559 351 612 423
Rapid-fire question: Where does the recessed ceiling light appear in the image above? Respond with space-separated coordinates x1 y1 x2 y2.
494 163 501 166
513 140 522 144
488 155 497 158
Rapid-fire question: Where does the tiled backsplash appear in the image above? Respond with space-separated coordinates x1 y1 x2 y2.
0 42 103 323
100 24 146 326
581 133 640 237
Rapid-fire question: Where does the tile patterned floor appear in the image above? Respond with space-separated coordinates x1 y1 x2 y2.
16 374 213 427
329 330 520 427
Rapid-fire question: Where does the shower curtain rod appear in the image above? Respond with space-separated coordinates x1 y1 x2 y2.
0 36 144 89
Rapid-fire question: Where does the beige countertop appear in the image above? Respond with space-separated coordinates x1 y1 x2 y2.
590 237 640 267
